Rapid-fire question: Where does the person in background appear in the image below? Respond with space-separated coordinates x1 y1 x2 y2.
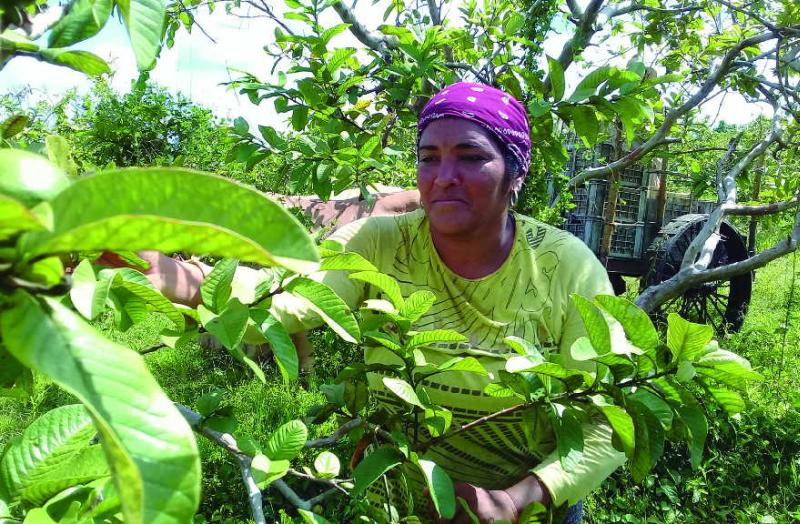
122 82 626 523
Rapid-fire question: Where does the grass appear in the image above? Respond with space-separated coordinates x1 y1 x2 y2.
2 233 800 523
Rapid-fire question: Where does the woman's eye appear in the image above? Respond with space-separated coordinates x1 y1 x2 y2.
418 156 437 163
462 155 486 162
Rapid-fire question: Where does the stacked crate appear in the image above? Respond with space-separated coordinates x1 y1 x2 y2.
564 136 649 260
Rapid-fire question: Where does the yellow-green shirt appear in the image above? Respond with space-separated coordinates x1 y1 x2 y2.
263 209 626 509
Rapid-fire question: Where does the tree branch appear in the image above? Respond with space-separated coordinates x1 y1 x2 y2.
332 1 397 53
305 417 363 447
543 0 605 94
725 198 800 216
176 405 266 524
569 31 779 187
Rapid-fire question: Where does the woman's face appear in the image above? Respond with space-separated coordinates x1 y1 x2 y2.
417 118 518 237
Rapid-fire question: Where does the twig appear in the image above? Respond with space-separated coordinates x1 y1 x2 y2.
287 468 351 494
305 418 363 447
176 405 267 524
331 0 398 53
139 343 168 355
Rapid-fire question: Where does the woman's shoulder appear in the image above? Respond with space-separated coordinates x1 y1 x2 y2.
514 213 590 255
326 208 425 252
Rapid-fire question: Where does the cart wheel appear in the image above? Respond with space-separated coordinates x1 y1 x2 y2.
643 214 752 334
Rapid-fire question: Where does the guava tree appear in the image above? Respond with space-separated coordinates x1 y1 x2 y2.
0 0 769 522
211 0 800 314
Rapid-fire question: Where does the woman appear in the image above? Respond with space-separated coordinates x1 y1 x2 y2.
133 82 626 523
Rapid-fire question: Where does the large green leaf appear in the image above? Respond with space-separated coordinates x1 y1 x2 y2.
405 329 466 349
594 296 658 352
416 458 455 519
0 149 70 207
571 294 611 354
319 252 377 272
251 310 299 383
694 348 761 390
349 271 404 309
284 277 360 342
547 55 564 101
399 290 435 323
595 404 634 459
22 169 319 274
628 400 665 482
111 268 184 330
265 420 308 461
197 300 248 351
0 292 200 524
200 258 238 313
0 194 44 240
116 0 166 70
0 405 108 506
352 446 404 496
382 377 424 409
549 407 583 470
38 49 110 77
676 405 707 469
298 509 333 524
666 314 713 362
48 0 113 47
568 66 613 102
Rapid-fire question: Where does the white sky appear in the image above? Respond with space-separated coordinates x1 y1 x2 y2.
0 1 771 131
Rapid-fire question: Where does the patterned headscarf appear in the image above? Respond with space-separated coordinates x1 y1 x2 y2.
417 82 531 177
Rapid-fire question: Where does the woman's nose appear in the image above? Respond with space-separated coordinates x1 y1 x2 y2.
433 157 460 187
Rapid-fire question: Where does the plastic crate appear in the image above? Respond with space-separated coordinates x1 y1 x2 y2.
664 193 692 223
620 166 646 187
564 215 602 253
610 222 646 259
605 187 647 223
571 180 607 217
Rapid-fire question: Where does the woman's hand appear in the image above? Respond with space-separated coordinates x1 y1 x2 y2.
440 475 551 524
95 251 207 306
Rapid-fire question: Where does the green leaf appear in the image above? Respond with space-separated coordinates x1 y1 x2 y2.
694 348 761 390
571 105 599 146
416 459 455 519
594 295 658 352
1 114 29 139
364 331 403 352
22 169 319 274
349 271 404 309
110 269 184 330
0 292 200 524
435 356 487 376
319 252 377 272
38 49 110 77
70 259 106 320
251 310 299 383
702 384 745 415
197 299 248 351
399 290 435 322
382 377 424 409
45 135 75 176
676 360 696 383
352 447 404 496
284 277 360 343
547 56 565 101
117 0 166 70
503 336 545 359
595 404 634 459
291 106 309 131
423 407 452 437
676 406 707 469
666 313 713 361
250 454 289 488
549 407 584 470
628 400 665 482
298 509 333 524
406 330 467 349
48 0 113 47
314 451 340 478
0 194 45 240
200 258 238 313
569 66 613 102
571 294 611 354
628 389 673 430
503 13 525 35
0 30 39 53
0 149 71 207
266 420 308 461
0 405 107 506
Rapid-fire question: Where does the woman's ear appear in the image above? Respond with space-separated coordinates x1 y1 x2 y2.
510 175 524 194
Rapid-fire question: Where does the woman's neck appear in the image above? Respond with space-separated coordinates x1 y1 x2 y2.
430 212 516 279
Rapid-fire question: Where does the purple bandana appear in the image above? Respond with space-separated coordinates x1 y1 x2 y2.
417 82 531 177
